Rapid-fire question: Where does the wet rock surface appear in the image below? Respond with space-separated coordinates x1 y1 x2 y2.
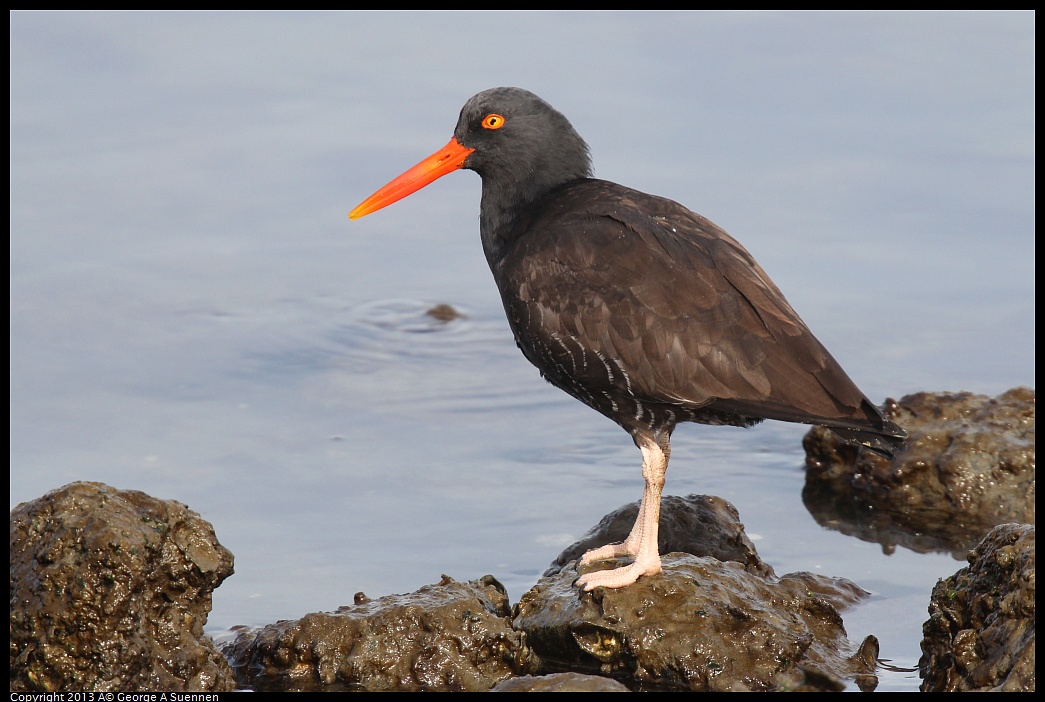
919 523 1035 692
223 574 538 691
803 387 1035 554
9 481 236 692
12 388 1033 692
545 494 774 579
221 495 876 692
518 555 877 691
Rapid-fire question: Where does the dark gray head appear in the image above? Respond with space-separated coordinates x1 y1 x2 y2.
351 88 593 252
454 88 593 239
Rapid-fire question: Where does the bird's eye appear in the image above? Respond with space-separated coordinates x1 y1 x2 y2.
482 114 506 130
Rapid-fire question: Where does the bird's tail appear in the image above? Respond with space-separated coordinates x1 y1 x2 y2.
823 423 907 458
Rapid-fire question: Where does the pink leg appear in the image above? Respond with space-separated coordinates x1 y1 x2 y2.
576 434 670 590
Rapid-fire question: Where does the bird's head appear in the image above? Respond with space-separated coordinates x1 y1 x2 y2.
350 87 591 221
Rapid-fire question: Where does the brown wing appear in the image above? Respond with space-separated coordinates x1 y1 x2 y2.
494 179 904 452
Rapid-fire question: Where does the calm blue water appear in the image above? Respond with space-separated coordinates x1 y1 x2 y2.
11 11 1034 691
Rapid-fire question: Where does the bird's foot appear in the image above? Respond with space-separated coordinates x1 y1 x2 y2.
578 541 635 566
575 554 662 591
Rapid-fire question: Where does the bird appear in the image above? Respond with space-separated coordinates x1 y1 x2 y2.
349 87 906 591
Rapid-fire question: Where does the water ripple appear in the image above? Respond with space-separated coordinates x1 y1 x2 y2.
311 298 560 416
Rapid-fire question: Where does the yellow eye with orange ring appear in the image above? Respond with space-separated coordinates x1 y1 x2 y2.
482 114 506 130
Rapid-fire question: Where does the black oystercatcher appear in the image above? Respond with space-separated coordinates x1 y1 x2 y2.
350 87 906 591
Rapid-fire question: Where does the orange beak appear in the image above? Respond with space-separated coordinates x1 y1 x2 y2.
349 137 475 220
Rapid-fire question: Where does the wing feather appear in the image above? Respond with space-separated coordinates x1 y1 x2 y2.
493 179 898 438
